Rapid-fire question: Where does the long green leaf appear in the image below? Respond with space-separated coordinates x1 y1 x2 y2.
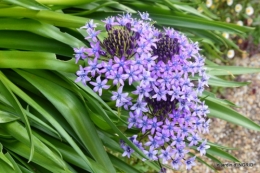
0 31 73 57
0 152 22 173
33 130 107 172
0 70 97 173
151 13 253 33
0 72 34 162
206 99 260 131
15 69 116 173
109 153 142 173
0 51 79 73
1 121 69 172
0 18 85 48
0 8 87 28
3 0 49 10
206 145 240 162
37 0 96 6
207 66 260 76
208 77 250 87
0 111 20 123
0 144 14 170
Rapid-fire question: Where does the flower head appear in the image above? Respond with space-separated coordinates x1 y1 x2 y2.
227 0 233 6
236 20 243 26
197 140 210 155
227 49 235 59
222 32 229 39
206 0 212 8
246 6 254 16
235 4 242 13
90 76 110 96
74 12 210 171
185 156 196 170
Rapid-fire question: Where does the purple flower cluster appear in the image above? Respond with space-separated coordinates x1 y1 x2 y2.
74 12 210 171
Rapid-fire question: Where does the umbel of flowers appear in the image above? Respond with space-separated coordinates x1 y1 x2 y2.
74 12 210 171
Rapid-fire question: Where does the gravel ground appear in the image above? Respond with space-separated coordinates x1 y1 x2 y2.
167 54 260 173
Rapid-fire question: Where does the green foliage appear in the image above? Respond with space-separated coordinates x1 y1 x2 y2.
0 0 259 172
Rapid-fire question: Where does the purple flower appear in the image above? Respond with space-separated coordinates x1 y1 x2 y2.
162 119 175 136
124 66 140 85
171 134 185 147
102 16 118 26
74 47 87 63
171 158 182 170
138 11 151 21
144 33 159 48
111 86 129 107
137 115 151 134
132 85 151 100
89 76 110 96
85 42 101 58
142 53 157 70
143 147 158 160
194 117 205 132
145 135 160 148
168 86 182 101
185 156 196 170
157 74 171 89
112 56 130 72
122 146 134 158
123 97 133 110
84 58 101 77
155 130 170 145
148 117 163 135
136 38 151 53
159 146 173 164
178 99 190 111
81 19 97 30
202 119 210 134
128 112 139 128
140 69 154 87
173 146 189 158
116 16 128 26
159 168 167 173
152 86 167 101
197 140 210 156
99 59 113 76
85 29 100 42
76 12 211 169
131 54 145 71
200 102 210 117
107 68 128 86
187 133 201 146
75 65 90 85
130 98 148 115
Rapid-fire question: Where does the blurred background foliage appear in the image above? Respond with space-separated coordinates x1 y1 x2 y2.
204 0 260 58
0 0 259 172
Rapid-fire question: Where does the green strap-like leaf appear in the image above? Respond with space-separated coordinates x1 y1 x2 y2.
3 0 49 10
0 51 79 72
0 111 20 123
0 18 85 48
0 152 22 173
1 70 96 173
0 144 14 170
15 69 116 173
206 99 260 131
207 65 260 76
0 31 73 57
2 121 69 172
206 145 240 162
0 72 34 162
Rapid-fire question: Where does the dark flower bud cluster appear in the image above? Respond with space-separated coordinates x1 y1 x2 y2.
74 12 210 171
